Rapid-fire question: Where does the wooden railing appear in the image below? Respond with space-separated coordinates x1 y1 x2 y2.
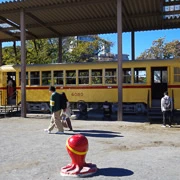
0 91 20 117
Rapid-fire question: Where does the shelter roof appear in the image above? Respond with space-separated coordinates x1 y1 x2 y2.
0 0 179 42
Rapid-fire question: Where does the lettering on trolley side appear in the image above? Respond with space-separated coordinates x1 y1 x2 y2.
71 92 84 96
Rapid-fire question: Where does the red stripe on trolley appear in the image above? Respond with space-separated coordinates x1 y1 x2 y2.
123 85 151 88
0 87 6 90
168 85 180 88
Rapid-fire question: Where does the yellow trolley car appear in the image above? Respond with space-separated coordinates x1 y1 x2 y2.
0 58 180 113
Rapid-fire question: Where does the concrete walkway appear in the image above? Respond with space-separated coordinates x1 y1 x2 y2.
0 114 180 180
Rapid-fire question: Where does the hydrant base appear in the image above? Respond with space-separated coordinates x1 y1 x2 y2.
61 163 97 177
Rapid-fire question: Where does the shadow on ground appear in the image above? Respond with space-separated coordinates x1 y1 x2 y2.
25 109 180 125
74 110 149 123
65 129 123 138
91 167 134 178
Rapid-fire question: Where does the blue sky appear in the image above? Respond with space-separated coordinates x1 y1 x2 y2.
1 0 180 60
3 29 180 60
99 28 180 59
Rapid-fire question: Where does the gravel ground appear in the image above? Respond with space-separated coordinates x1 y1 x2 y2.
0 114 180 180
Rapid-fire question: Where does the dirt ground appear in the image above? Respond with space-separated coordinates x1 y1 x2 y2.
0 114 180 180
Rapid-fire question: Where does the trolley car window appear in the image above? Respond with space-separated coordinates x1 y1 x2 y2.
153 71 161 83
30 71 40 85
123 68 131 83
174 67 180 82
19 72 28 85
134 68 146 83
42 71 51 85
162 70 167 83
66 70 76 85
78 70 89 84
54 71 63 85
92 69 102 84
105 69 117 84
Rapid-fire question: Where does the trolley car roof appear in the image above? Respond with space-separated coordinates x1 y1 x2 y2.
0 58 178 70
0 0 179 42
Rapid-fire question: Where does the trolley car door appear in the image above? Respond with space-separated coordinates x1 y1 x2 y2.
7 72 16 105
151 67 167 100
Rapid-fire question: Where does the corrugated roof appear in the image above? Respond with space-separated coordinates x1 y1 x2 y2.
0 0 179 42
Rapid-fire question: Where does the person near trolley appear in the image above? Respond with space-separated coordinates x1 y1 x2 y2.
161 91 173 128
44 86 64 134
7 76 14 102
61 92 73 131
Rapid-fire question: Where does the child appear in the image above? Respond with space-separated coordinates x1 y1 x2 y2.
61 92 73 131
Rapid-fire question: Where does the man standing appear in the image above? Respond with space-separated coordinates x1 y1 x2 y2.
161 91 173 128
44 86 64 134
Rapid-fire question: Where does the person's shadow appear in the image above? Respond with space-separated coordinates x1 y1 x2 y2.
65 129 123 138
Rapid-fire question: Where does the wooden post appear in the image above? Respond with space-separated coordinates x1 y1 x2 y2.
117 0 123 121
20 8 26 118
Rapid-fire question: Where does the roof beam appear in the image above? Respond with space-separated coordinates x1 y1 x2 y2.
26 12 62 36
164 10 180 15
0 16 37 38
129 12 161 19
0 27 16 31
26 0 115 12
0 26 19 40
26 16 116 29
164 1 180 6
0 0 116 14
25 11 166 30
27 0 115 13
164 18 180 23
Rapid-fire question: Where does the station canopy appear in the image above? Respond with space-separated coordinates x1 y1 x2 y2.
0 0 179 42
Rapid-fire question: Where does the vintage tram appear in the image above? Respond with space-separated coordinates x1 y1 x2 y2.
0 58 180 113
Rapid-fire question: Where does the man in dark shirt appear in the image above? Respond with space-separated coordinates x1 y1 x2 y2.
44 86 64 134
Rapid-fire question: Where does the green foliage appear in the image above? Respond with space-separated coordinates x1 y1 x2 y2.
2 36 112 65
26 39 57 64
137 37 180 60
2 45 21 65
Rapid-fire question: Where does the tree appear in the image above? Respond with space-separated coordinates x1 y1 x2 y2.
2 46 21 64
2 39 56 65
63 36 112 63
136 37 180 60
2 36 112 65
26 39 57 64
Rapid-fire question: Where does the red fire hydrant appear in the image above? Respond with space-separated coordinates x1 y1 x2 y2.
60 134 97 177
